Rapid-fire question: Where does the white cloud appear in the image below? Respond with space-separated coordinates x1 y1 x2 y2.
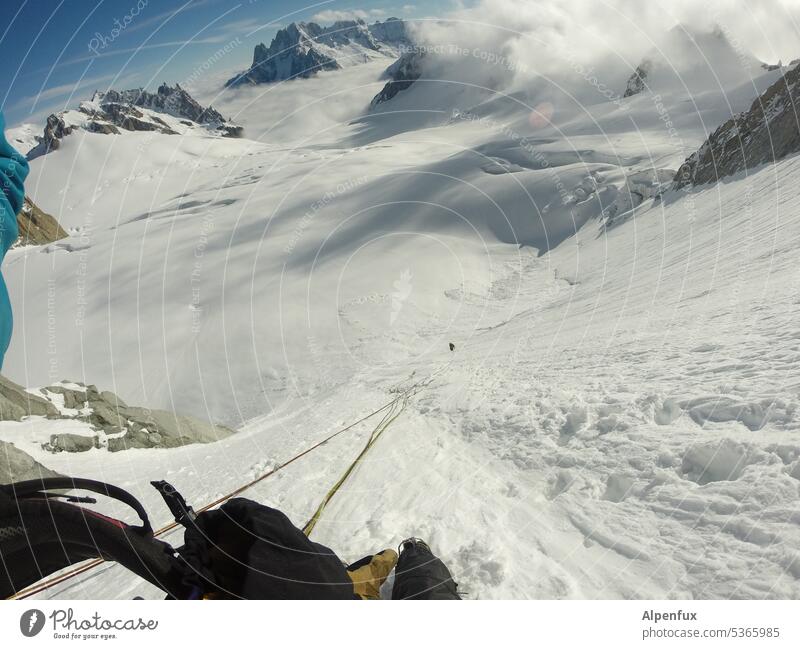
402 4 417 14
409 0 800 97
417 0 800 68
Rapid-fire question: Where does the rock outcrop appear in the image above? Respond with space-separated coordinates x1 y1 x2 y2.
623 60 652 98
27 84 241 160
0 375 236 454
675 62 800 188
370 51 425 108
93 83 226 125
15 196 68 247
0 375 60 420
35 381 236 452
0 440 61 484
27 113 73 158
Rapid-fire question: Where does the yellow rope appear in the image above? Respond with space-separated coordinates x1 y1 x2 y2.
302 395 408 537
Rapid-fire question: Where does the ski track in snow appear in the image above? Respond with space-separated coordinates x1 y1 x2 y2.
2 56 799 600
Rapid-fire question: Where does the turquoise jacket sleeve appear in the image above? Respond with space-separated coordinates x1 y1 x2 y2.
0 112 29 368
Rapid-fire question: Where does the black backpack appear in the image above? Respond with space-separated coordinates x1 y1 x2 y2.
1 478 355 599
0 477 185 598
179 498 355 599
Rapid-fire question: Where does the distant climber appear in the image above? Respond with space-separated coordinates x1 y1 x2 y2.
449 342 455 351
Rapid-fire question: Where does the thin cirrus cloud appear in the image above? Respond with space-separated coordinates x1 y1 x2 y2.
309 8 387 23
7 71 143 125
8 72 116 111
59 35 236 69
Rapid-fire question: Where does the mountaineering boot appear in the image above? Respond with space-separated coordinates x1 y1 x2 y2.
392 537 461 600
347 549 399 599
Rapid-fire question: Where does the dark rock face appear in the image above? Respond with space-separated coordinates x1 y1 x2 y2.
370 51 425 107
623 60 652 98
0 374 235 454
226 18 411 87
85 121 120 135
15 197 68 247
0 440 61 484
227 23 340 87
100 103 177 133
216 124 244 138
675 63 800 188
0 375 60 421
27 84 239 160
95 83 226 124
367 16 410 47
33 381 236 453
27 114 73 159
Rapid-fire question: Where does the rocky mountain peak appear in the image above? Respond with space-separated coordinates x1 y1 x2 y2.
674 61 800 188
27 84 241 160
226 17 411 88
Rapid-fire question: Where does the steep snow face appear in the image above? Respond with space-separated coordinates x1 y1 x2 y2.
12 151 800 600
675 61 800 188
4 20 800 600
5 123 39 156
225 18 411 87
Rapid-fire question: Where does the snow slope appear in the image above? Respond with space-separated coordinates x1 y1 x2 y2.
2 24 800 599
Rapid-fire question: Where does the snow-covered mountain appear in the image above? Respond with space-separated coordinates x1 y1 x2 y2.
27 83 240 159
225 17 411 87
3 16 800 601
675 61 800 187
5 122 39 155
94 83 230 125
621 24 769 99
370 51 425 107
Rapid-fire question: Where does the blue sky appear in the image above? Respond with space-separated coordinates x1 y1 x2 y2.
0 0 444 126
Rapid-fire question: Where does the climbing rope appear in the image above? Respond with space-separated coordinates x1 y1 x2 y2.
302 394 409 536
8 362 450 600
